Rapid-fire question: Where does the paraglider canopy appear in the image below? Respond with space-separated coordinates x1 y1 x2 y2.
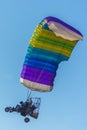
20 16 83 92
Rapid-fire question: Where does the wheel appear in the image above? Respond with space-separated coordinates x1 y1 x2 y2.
5 107 10 112
24 117 30 123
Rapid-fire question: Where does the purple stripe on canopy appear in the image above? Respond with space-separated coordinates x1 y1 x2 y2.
45 16 83 36
21 65 56 86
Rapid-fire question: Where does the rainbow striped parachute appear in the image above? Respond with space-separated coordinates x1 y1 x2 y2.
20 16 83 92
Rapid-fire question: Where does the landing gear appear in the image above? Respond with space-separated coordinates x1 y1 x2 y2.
5 107 10 112
5 107 14 112
24 117 30 123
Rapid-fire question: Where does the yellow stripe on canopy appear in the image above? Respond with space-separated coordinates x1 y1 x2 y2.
30 38 71 57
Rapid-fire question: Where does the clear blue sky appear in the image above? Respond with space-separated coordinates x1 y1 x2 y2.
0 0 87 130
